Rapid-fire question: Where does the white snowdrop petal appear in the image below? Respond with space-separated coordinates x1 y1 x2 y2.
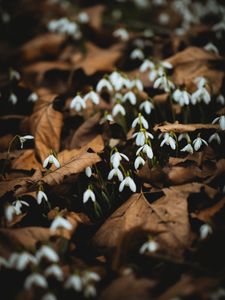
24 273 48 290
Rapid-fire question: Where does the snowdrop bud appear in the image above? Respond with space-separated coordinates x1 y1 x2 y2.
50 216 72 231
84 284 97 298
199 224 212 240
130 49 144 60
36 190 48 205
85 166 92 178
78 12 89 24
9 93 17 105
65 274 82 291
134 156 145 170
24 273 48 290
216 94 225 105
113 28 129 41
28 92 38 102
41 293 57 300
139 240 159 254
45 264 63 281
83 188 96 204
36 245 59 263
119 176 136 193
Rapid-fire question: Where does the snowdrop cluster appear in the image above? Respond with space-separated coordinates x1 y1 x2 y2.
108 149 136 192
140 59 173 83
70 90 100 112
47 18 81 39
132 113 154 169
65 270 100 298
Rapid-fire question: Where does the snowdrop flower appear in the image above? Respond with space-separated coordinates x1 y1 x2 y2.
24 273 48 290
119 176 136 192
41 293 57 300
199 223 212 240
43 154 60 169
108 168 124 181
9 252 37 270
159 12 170 25
208 133 221 144
132 113 149 129
216 94 225 105
12 199 29 214
100 112 114 123
191 86 211 105
194 76 207 89
139 239 159 254
83 271 101 284
36 245 59 263
192 136 208 151
85 166 92 178
65 274 82 291
161 61 173 69
209 288 225 300
70 95 86 111
84 285 97 298
160 133 176 150
78 12 89 24
131 78 143 91
113 28 129 41
45 264 63 281
0 257 8 268
9 93 17 105
180 143 194 154
112 103 126 117
212 115 225 130
204 42 219 54
84 90 99 105
83 188 96 204
28 92 38 102
5 205 17 222
109 71 122 87
122 91 136 105
19 135 34 149
173 89 191 106
139 99 154 114
50 216 72 231
37 190 48 205
139 59 155 72
10 69 21 81
153 74 175 92
133 130 153 146
136 144 153 159
130 49 144 60
110 151 129 168
134 156 145 170
96 78 113 93
178 133 190 142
